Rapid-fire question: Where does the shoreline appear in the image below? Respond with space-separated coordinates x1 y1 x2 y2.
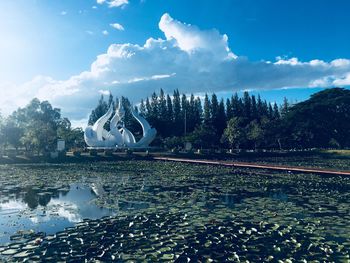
0 150 349 176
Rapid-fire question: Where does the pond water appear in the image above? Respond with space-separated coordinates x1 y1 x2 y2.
0 161 349 262
0 183 115 244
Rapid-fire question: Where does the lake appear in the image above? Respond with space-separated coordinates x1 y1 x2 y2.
0 161 349 261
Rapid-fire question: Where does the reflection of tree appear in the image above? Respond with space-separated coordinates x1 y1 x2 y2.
38 194 51 207
21 185 70 209
23 188 39 209
59 187 70 197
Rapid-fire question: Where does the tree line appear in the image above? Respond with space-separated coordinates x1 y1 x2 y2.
88 88 350 150
0 88 348 154
0 98 84 154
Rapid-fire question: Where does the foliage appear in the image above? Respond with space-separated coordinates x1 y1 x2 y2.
2 88 345 153
86 87 350 150
0 99 84 154
163 136 184 149
222 117 245 149
283 88 350 148
187 123 218 149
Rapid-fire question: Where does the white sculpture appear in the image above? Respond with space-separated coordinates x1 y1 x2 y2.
84 102 157 148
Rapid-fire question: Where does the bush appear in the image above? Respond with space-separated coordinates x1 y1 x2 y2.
163 137 183 149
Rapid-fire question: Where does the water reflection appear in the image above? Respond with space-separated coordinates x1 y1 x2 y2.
0 184 115 244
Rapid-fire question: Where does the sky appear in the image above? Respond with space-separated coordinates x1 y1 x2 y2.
1 0 350 126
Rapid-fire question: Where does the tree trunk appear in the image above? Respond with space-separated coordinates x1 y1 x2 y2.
277 138 282 150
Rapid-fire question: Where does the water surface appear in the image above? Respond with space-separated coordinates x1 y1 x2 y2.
0 161 349 261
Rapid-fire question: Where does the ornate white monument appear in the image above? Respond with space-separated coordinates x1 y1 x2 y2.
84 103 156 148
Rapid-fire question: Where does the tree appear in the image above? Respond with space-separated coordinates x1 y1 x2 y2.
165 94 174 136
10 99 60 153
145 97 151 118
256 95 264 119
194 97 202 127
251 95 258 120
226 98 233 120
188 124 217 149
139 99 146 116
173 90 182 135
166 94 173 123
121 97 142 137
247 120 264 150
222 117 246 149
181 94 189 135
243 91 251 120
211 93 219 124
231 93 243 117
2 98 74 154
280 97 289 117
283 88 350 148
159 89 167 121
88 95 108 125
57 118 84 149
1 120 24 150
216 99 227 136
273 102 280 119
203 94 211 125
157 89 168 136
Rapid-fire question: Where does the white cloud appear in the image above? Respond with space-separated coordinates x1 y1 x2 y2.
110 23 125 31
97 0 129 8
333 73 350 86
0 200 27 210
60 11 67 16
102 30 109 35
98 89 111 95
1 13 350 124
275 57 300 65
159 13 236 60
108 0 128 8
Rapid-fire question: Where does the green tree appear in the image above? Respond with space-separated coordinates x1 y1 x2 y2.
251 95 258 120
280 97 289 117
243 91 251 120
57 118 84 150
211 93 219 124
1 120 24 150
226 98 233 121
173 90 182 135
139 99 146 116
154 89 168 136
273 102 280 119
284 88 350 148
88 95 108 125
145 97 151 118
166 94 173 123
159 89 167 121
181 94 188 135
215 99 226 137
203 94 211 125
222 117 245 149
194 97 202 127
188 124 217 149
247 120 264 150
165 94 174 136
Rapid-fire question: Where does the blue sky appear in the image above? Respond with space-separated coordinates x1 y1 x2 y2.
1 0 350 124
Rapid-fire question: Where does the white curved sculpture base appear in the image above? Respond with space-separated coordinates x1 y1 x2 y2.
84 103 156 149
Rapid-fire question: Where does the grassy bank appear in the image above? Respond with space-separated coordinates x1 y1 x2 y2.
0 149 349 171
